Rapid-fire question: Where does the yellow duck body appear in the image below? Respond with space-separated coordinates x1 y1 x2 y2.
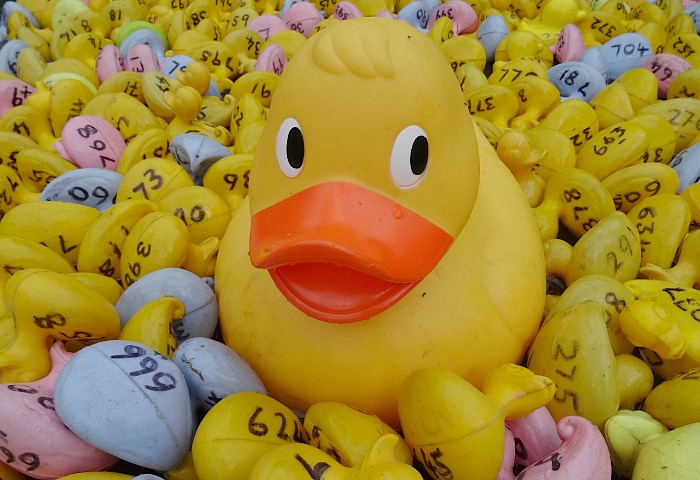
215 17 545 427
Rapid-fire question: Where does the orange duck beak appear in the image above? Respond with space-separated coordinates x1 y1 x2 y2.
250 181 454 323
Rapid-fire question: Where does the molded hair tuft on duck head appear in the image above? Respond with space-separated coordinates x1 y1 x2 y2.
311 17 408 79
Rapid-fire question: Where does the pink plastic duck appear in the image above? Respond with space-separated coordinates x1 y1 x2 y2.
500 414 611 479
0 342 117 479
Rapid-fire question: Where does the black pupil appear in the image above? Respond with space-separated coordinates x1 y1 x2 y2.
410 135 429 175
287 126 304 169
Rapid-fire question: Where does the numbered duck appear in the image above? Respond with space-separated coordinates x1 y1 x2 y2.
215 17 545 427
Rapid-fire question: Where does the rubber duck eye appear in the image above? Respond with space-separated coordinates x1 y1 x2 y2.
390 125 429 188
276 117 305 178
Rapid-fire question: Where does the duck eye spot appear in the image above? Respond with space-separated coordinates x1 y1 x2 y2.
287 126 304 170
410 135 429 176
276 117 304 178
390 125 429 189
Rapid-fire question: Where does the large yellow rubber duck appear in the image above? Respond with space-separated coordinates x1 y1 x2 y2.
215 17 545 427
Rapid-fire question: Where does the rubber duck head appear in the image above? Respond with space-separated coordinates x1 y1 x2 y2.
248 17 480 323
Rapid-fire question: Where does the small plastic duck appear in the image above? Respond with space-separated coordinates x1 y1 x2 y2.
577 10 625 47
600 33 655 80
464 84 519 129
282 2 323 37
303 402 413 467
163 86 232 144
156 185 231 242
54 339 194 471
643 366 700 429
511 416 611 479
0 342 118 476
81 92 166 144
221 27 264 75
525 126 576 180
589 82 635 129
629 113 678 164
643 53 693 99
640 228 700 288
0 234 74 291
538 98 600 153
575 120 650 180
631 419 700 478
398 364 555 480
114 267 219 342
550 23 586 63
547 61 607 102
39 168 122 212
0 77 36 116
602 162 680 214
627 193 691 269
527 301 620 429
172 336 267 413
494 30 554 68
0 268 121 383
619 279 700 367
496 130 546 207
0 92 57 148
5 10 51 60
228 70 279 108
667 68 700 100
604 409 669 478
119 296 183 358
504 407 560 475
141 70 185 118
518 0 587 46
0 164 40 219
117 211 190 287
440 34 487 72
0 199 99 264
59 115 126 170
616 353 654 410
192 391 309 480
169 133 233 183
476 12 510 62
249 434 422 480
544 211 642 285
116 128 171 174
426 0 478 35
544 273 635 356
201 153 253 211
531 167 616 242
75 198 159 281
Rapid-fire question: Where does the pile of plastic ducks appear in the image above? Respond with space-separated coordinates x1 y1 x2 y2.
0 0 700 478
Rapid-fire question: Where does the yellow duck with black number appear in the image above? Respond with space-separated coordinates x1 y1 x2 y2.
215 17 545 428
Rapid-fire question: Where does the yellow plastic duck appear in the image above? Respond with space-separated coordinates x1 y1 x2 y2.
398 364 555 480
215 17 546 427
496 130 546 207
517 0 588 45
0 268 120 382
249 434 422 480
163 85 233 145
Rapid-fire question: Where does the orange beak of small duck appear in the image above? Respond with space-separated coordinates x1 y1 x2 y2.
250 181 453 324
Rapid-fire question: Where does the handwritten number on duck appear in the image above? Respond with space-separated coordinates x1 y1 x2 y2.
6 385 55 411
110 344 177 392
295 453 331 479
414 446 452 480
247 406 308 443
0 430 41 471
